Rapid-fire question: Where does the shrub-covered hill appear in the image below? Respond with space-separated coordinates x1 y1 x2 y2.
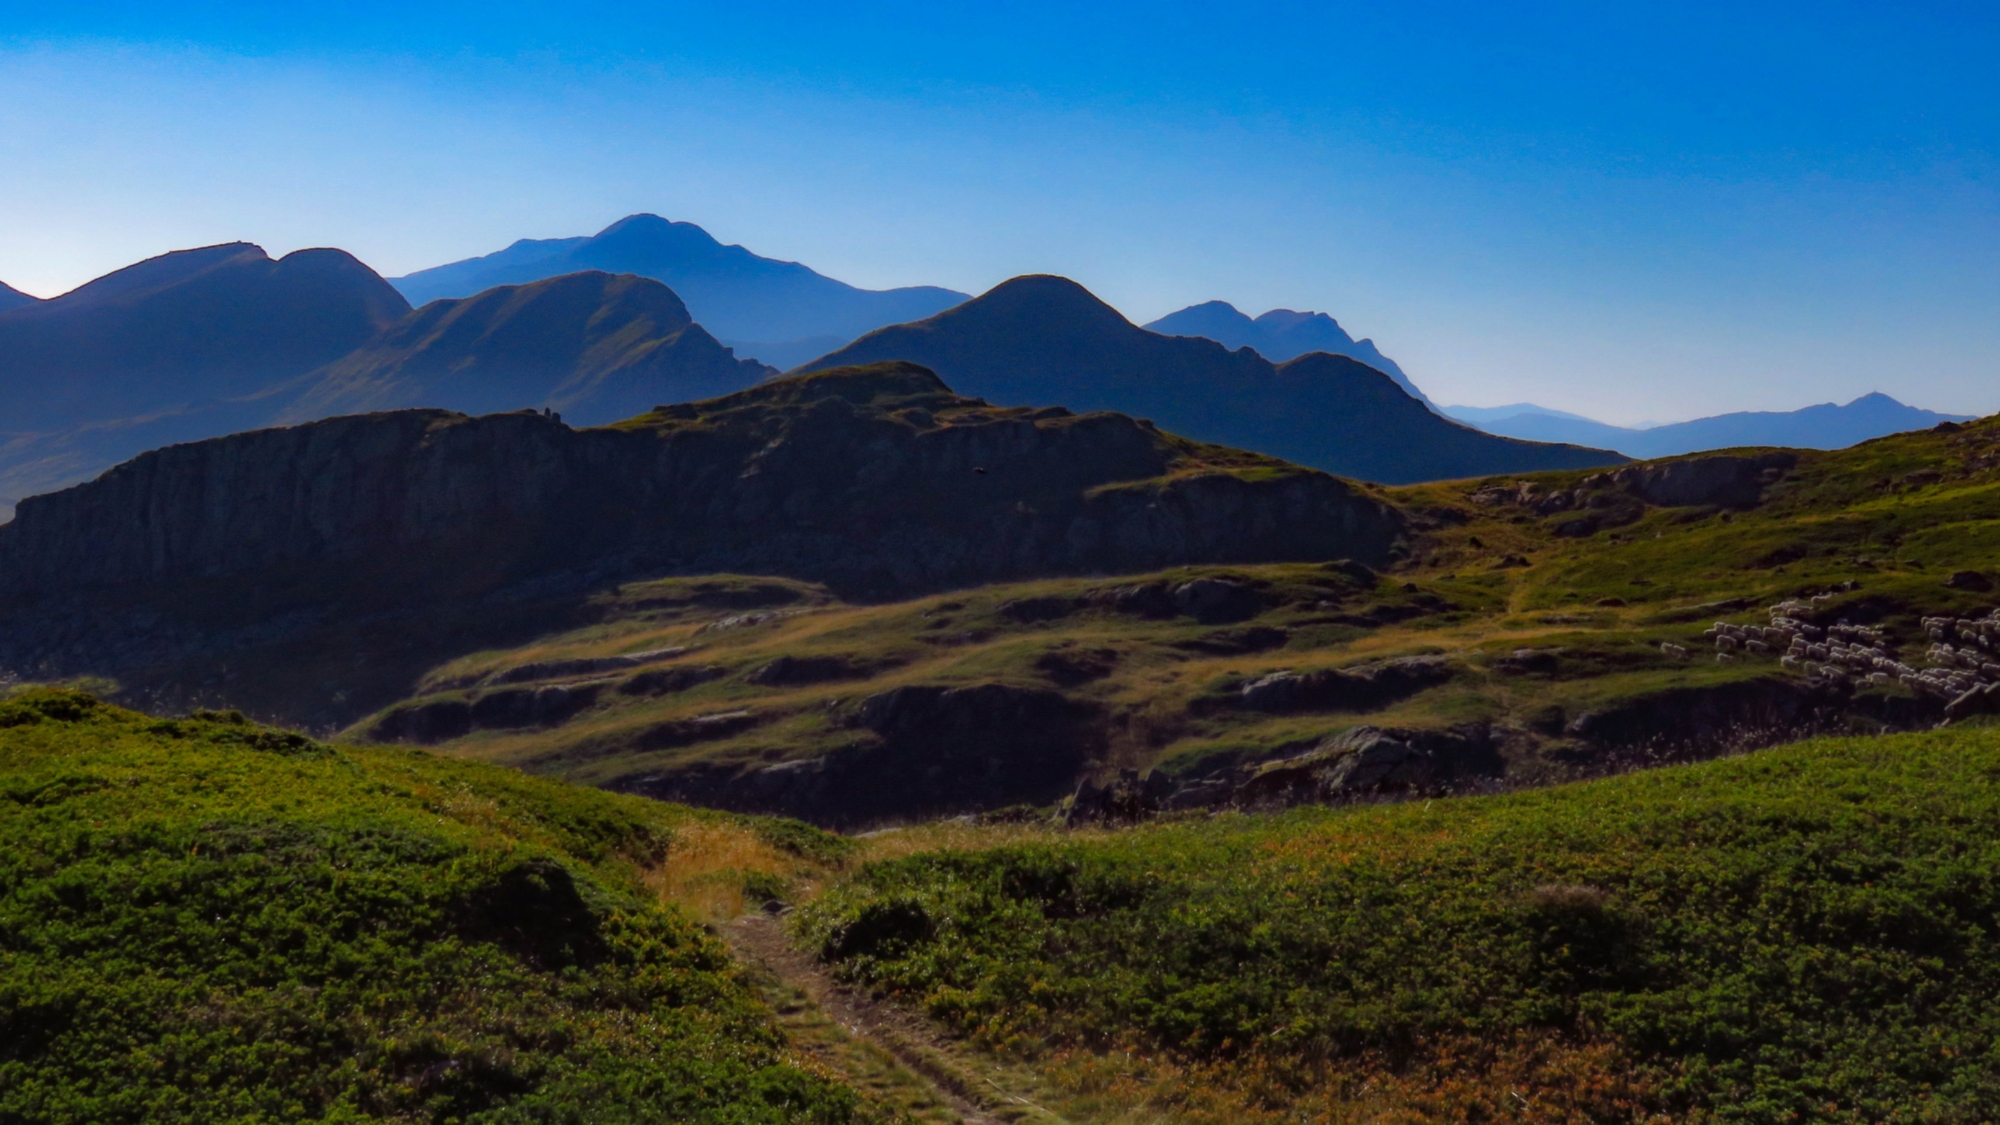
0 689 865 1125
803 725 2000 1123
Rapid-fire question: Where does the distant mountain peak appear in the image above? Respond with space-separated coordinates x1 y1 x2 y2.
1144 299 1430 407
1452 392 1975 458
949 274 1135 332
800 275 1622 484
390 217 969 352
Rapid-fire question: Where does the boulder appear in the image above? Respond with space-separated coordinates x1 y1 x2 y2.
1172 578 1262 623
745 654 861 686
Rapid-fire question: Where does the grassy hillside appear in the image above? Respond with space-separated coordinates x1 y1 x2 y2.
353 414 2000 825
801 724 2000 1123
0 688 867 1124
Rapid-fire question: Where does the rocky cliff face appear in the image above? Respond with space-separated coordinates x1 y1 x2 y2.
0 363 1405 720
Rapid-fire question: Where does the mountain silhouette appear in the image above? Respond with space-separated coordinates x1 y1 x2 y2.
391 215 970 365
0 247 769 518
0 243 413 516
799 276 1624 483
0 281 38 311
1145 300 1433 407
286 272 772 426
1449 393 1974 457
0 243 409 432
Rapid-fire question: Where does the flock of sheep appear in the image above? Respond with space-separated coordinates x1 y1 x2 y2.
1660 595 2000 716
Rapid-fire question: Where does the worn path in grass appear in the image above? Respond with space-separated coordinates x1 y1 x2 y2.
723 914 1076 1125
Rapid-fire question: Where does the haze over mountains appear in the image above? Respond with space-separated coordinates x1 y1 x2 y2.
801 275 1621 483
391 214 970 369
0 216 1980 521
1144 300 1433 407
1448 394 1974 458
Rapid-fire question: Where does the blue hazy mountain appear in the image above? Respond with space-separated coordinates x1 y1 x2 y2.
0 242 411 518
1443 402 1604 427
1144 300 1433 408
0 281 39 311
802 275 1624 484
391 215 970 367
1445 394 1974 457
0 243 770 519
284 271 771 427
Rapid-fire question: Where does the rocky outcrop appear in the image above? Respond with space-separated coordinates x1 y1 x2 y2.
1063 724 1501 822
1609 452 1796 508
1234 655 1454 713
613 681 1097 828
0 363 1406 719
369 680 607 743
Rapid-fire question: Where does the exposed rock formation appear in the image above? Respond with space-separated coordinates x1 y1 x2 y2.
616 682 1097 827
0 363 1406 723
1234 655 1455 713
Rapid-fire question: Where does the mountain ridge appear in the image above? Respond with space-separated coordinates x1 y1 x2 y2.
284 270 772 426
1451 392 1974 457
800 275 1625 483
392 214 970 363
1145 299 1432 407
0 249 775 514
0 280 41 310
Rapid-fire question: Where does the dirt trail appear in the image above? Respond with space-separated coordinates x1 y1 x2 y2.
722 913 1072 1125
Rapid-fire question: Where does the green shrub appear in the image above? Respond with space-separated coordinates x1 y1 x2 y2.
0 690 863 1124
804 726 2000 1122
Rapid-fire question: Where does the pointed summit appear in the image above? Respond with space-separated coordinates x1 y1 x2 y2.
1145 300 1431 406
800 275 1623 483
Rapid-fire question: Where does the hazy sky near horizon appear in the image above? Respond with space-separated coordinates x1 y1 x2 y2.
2 2 1996 424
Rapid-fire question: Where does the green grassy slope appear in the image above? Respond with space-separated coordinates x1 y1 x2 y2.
0 689 865 1124
802 724 2000 1123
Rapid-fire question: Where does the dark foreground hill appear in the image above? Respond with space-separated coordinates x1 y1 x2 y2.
800 276 1624 483
392 215 969 367
1460 391 1974 457
0 362 1403 727
0 688 865 1124
1145 298 1432 406
283 271 772 426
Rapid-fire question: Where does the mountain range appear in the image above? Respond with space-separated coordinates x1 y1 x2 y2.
0 247 772 516
800 275 1622 483
391 214 969 368
1143 300 1433 407
1447 393 1974 457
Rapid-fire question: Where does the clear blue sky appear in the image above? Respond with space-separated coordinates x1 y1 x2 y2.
3 1 1996 423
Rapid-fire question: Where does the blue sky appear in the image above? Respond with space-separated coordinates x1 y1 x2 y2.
2 1 1996 423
